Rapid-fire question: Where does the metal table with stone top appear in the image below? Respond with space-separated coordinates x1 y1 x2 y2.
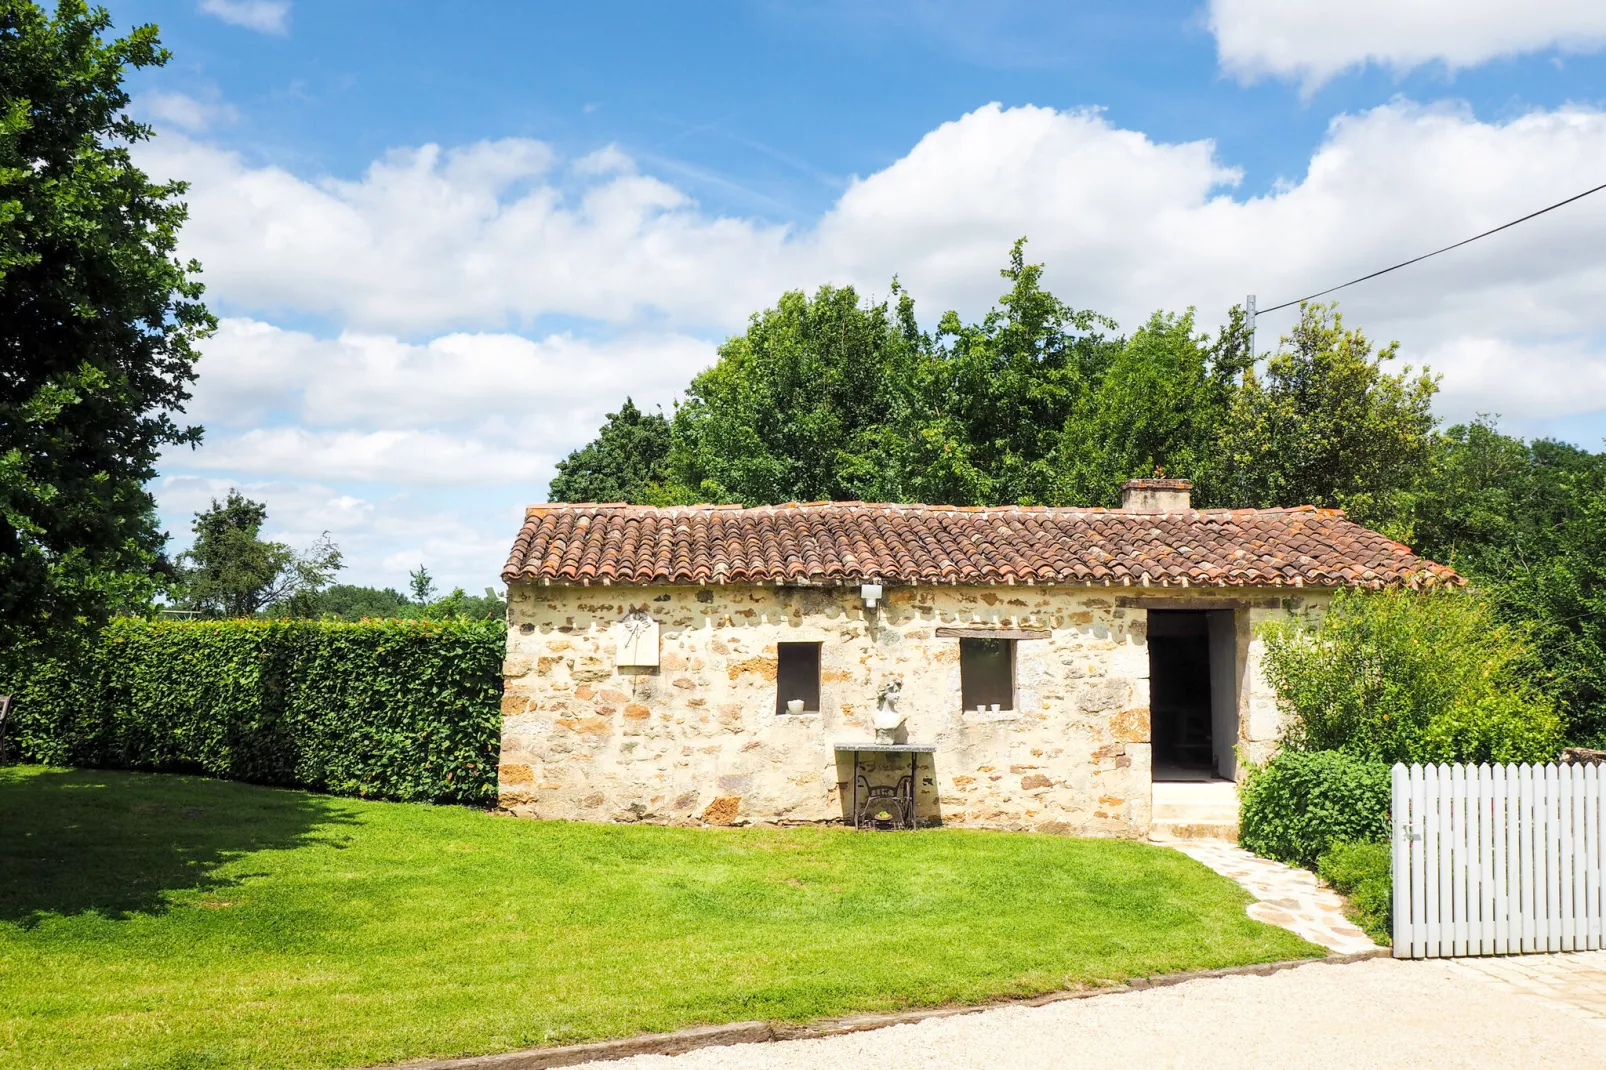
834 742 935 830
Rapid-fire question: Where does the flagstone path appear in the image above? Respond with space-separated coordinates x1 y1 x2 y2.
1167 840 1382 955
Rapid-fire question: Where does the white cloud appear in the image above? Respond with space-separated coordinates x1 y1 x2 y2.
1208 0 1606 88
159 476 373 545
198 0 290 35
134 90 238 134
185 317 708 436
572 144 634 177
156 475 512 595
176 427 554 485
1427 336 1606 423
141 136 800 332
811 103 1244 317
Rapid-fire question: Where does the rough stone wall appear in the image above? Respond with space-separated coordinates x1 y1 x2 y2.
498 583 1330 836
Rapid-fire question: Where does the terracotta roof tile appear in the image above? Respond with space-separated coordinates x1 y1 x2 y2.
502 502 1462 590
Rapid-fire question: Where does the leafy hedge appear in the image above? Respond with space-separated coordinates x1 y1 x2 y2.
1258 588 1563 766
1238 750 1391 868
1317 840 1393 945
1 618 503 804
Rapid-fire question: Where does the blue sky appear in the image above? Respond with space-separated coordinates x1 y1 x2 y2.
109 1 1606 591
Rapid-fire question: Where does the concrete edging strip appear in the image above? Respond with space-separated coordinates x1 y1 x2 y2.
377 949 1389 1070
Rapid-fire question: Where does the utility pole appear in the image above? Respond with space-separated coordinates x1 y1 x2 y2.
1245 293 1256 362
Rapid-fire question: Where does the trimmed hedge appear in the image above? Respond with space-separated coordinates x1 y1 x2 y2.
1 618 503 804
1238 749 1391 868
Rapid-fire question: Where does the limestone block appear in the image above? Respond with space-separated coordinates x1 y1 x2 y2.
1075 679 1127 713
1240 739 1278 768
498 763 534 784
702 796 741 825
1110 706 1150 743
1107 641 1150 681
1244 697 1279 744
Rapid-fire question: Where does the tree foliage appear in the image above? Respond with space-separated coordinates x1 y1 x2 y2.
1059 307 1251 507
909 244 1122 505
555 242 1441 518
272 582 507 622
1408 420 1606 743
176 491 342 618
1210 304 1438 533
1260 588 1563 765
548 398 674 504
0 1 212 645
665 284 924 505
408 564 436 604
299 583 412 621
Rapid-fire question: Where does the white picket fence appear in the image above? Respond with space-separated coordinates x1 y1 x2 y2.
1391 762 1605 958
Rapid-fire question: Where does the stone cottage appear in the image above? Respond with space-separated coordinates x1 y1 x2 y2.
496 479 1459 838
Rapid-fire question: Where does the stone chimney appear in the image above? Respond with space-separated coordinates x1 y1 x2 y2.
1121 478 1192 512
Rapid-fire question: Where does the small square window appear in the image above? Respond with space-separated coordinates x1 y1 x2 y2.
776 642 821 713
960 638 1014 711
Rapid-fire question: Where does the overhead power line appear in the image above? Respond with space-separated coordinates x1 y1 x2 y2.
1258 178 1606 316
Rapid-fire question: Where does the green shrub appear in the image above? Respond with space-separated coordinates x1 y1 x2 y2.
1238 750 1391 868
1 618 503 804
1260 588 1563 765
1317 840 1393 945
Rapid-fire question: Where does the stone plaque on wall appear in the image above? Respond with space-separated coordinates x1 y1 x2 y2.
614 610 660 668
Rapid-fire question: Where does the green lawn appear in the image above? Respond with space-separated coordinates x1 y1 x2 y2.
0 766 1319 1070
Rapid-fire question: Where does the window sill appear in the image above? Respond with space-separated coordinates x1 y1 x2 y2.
962 709 1021 722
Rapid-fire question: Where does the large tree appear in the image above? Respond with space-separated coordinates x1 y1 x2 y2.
0 1 212 644
548 398 673 503
177 492 342 618
1408 420 1606 743
1208 303 1438 533
1057 306 1252 507
666 282 924 505
909 239 1120 505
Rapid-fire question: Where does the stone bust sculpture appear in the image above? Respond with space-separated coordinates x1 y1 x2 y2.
873 679 905 741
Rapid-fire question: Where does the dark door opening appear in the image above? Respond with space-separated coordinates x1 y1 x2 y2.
1149 610 1220 782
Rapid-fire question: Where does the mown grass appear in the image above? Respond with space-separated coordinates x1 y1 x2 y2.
0 766 1320 1069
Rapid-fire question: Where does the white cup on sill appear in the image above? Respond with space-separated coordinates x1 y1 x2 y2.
786 699 805 715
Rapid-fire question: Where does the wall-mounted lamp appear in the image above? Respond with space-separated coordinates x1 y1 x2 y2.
859 583 883 610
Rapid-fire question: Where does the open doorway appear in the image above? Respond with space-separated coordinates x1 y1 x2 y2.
1148 610 1237 782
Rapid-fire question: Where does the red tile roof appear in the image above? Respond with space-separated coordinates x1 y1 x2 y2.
502 501 1462 590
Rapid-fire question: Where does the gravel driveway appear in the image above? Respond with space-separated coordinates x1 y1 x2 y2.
575 955 1606 1070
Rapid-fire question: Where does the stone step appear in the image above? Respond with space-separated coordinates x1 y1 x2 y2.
1152 801 1240 821
1150 778 1240 842
1150 820 1240 843
1156 809 1239 822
